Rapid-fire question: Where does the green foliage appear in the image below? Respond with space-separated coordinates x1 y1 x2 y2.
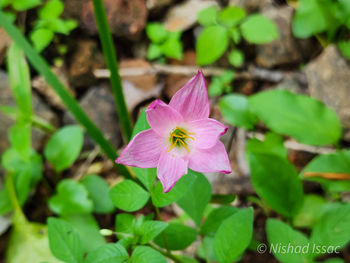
44 125 84 171
2 0 41 11
249 89 342 146
109 180 150 212
209 70 235 97
293 195 327 228
196 5 278 66
146 23 183 60
131 246 167 263
246 132 287 159
85 244 129 263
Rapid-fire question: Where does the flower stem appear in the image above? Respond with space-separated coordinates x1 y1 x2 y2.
7 173 26 225
155 206 170 253
149 244 182 263
91 0 133 142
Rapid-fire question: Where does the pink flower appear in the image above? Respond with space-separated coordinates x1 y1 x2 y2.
116 71 232 192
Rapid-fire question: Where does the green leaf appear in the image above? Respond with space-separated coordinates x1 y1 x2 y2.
266 219 312 263
146 23 168 44
247 153 304 217
81 174 114 214
201 206 239 236
151 171 197 207
30 29 54 52
62 214 105 253
213 207 254 263
197 237 217 262
338 40 350 60
147 43 163 60
6 222 60 263
11 0 41 11
44 125 84 171
240 14 278 44
115 213 135 239
39 0 64 19
153 223 197 250
292 0 337 38
49 179 94 216
218 6 246 27
9 120 31 159
197 6 218 26
47 217 84 263
210 194 235 204
249 89 342 146
228 49 244 67
85 243 129 263
196 25 228 65
109 180 149 212
161 37 183 59
136 220 168 244
310 203 350 250
293 195 327 228
131 246 167 263
229 27 241 44
246 132 287 159
7 43 32 117
219 94 257 130
177 172 212 226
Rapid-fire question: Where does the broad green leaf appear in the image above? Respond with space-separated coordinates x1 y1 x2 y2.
213 207 254 263
81 174 114 214
136 220 168 244
7 43 32 117
49 179 93 216
218 6 246 27
9 120 31 159
131 246 167 263
147 43 163 60
30 29 54 52
219 94 257 130
338 40 350 60
115 213 135 238
267 219 311 263
247 153 304 217
161 37 183 59
44 125 84 171
153 223 197 250
47 217 84 263
63 214 105 253
196 25 228 65
11 0 41 11
6 222 60 263
109 180 149 212
85 243 129 263
197 6 218 26
201 206 239 236
151 171 197 207
240 14 278 44
249 89 342 145
38 0 64 19
246 132 287 159
177 172 212 226
310 203 350 250
228 49 244 67
292 0 337 38
146 23 168 44
293 195 326 228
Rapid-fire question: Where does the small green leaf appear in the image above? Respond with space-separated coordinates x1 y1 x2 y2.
11 0 41 11
44 125 84 171
177 172 212 226
115 213 135 239
196 25 228 65
161 36 183 59
197 6 218 26
30 29 54 52
219 94 257 130
131 246 167 263
229 27 241 44
246 132 287 159
147 43 163 60
249 89 342 145
201 206 239 236
38 0 64 19
109 180 149 212
228 49 244 67
85 243 129 263
81 174 114 214
213 207 254 263
146 23 168 44
47 217 84 263
267 219 312 263
49 179 93 216
293 195 327 228
338 40 350 60
241 14 278 44
136 220 168 244
247 153 304 217
9 121 31 159
153 223 197 250
218 6 246 27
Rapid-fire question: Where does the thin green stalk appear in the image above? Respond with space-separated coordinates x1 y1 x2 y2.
91 0 133 141
149 244 182 263
155 206 170 253
0 11 132 178
7 173 26 225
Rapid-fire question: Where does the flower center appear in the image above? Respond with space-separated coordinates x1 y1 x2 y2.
167 127 195 153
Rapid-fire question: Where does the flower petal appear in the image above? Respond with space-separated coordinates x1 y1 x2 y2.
190 118 228 149
189 141 232 174
169 70 210 121
146 99 183 137
157 152 188 193
116 129 163 168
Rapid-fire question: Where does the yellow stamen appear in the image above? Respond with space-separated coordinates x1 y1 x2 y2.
167 127 195 153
